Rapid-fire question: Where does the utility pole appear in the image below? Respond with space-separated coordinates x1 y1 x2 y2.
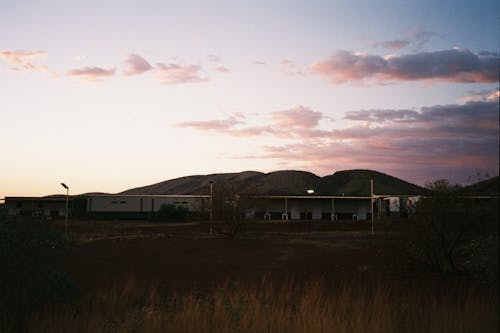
370 177 374 235
209 181 213 235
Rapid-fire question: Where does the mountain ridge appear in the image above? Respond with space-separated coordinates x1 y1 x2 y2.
120 169 427 196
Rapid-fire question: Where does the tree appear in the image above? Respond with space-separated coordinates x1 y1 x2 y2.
407 179 497 275
210 181 261 238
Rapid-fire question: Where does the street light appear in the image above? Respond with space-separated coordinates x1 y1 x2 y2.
60 183 69 237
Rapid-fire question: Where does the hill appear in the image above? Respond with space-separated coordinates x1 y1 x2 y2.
317 170 426 195
120 169 426 196
457 176 499 196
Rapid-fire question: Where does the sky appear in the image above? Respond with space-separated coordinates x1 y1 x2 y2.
0 0 498 198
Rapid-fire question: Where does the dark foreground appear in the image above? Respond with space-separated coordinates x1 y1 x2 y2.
2 219 499 332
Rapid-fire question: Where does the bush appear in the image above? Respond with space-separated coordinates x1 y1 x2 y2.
0 222 78 330
155 204 189 222
406 179 499 279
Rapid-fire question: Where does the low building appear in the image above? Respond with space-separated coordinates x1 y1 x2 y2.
86 194 210 219
4 193 421 221
4 196 70 218
248 195 372 221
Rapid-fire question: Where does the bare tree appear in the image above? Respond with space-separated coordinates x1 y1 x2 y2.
407 179 490 274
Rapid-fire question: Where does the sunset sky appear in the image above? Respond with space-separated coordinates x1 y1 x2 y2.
1 0 498 198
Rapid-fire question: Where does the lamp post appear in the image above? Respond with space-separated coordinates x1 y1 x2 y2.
209 181 213 234
60 183 69 237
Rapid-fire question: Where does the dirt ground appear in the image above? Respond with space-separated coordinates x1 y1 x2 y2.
43 219 415 293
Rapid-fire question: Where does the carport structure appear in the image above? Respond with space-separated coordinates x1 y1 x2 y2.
250 195 373 221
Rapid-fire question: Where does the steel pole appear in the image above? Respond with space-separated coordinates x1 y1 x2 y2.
209 181 213 234
65 188 69 237
371 177 374 235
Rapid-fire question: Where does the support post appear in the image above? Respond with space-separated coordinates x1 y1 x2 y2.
371 177 374 235
65 188 69 236
209 181 213 234
284 197 288 220
331 198 335 221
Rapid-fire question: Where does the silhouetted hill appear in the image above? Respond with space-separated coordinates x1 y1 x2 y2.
120 169 426 196
318 170 426 195
457 176 499 196
120 171 264 195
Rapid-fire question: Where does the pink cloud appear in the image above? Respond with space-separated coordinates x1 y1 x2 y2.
123 53 152 76
178 105 325 138
374 40 410 50
216 65 230 73
179 100 498 185
178 116 242 131
281 59 305 76
252 60 266 65
271 105 322 128
67 66 116 79
0 49 49 72
311 48 498 84
207 54 221 62
458 89 499 103
155 63 207 84
262 101 498 184
0 50 47 64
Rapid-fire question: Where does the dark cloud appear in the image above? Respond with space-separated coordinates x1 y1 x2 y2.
311 48 499 83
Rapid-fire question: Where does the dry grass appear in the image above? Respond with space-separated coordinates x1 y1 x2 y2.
22 275 498 333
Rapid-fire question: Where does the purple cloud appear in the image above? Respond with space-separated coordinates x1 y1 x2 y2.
179 100 498 185
123 54 152 76
373 26 436 51
177 105 323 138
67 66 116 79
178 115 242 131
271 105 322 128
374 40 410 50
155 63 207 84
311 48 498 83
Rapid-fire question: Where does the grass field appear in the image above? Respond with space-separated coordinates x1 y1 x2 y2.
1 218 498 332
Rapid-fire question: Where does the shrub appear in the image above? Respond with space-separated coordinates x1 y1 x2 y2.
407 179 499 279
156 204 189 222
0 222 78 330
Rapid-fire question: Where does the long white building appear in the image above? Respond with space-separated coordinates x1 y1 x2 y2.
86 194 210 219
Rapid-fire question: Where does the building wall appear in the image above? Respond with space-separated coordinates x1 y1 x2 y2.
5 198 68 217
86 195 208 218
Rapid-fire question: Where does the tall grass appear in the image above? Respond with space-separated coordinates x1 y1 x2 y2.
20 275 498 333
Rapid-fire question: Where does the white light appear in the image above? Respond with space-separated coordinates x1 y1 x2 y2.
307 189 314 194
